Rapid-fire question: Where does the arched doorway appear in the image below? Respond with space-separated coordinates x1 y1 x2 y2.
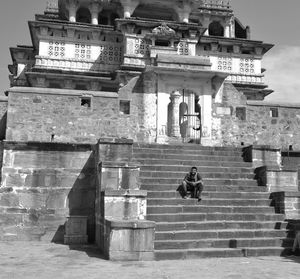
167 89 202 143
76 7 91 24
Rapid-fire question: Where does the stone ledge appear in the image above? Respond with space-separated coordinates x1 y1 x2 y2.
256 166 298 172
104 190 147 198
247 100 300 109
244 145 281 152
105 219 156 229
3 141 95 152
0 96 8 102
101 161 140 168
272 191 300 198
282 151 300 158
156 53 211 66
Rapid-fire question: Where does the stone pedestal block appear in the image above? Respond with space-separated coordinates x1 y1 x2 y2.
97 138 134 163
64 216 88 245
271 192 300 219
243 145 281 168
103 219 155 261
255 166 298 192
100 163 140 191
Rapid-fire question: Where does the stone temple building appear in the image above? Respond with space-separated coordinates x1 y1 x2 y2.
0 0 300 260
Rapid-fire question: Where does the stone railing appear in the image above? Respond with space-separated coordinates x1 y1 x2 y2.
202 0 231 10
35 56 121 73
243 145 300 220
226 74 264 85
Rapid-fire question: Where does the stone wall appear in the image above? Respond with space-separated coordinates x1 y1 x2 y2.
0 142 96 242
212 83 300 149
6 87 140 144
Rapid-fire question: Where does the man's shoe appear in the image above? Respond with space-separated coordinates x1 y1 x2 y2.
198 197 202 202
183 196 188 199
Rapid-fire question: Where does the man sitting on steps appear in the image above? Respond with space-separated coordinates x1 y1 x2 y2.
178 167 204 201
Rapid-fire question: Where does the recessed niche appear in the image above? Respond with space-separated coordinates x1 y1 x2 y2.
236 107 246 121
120 100 130 115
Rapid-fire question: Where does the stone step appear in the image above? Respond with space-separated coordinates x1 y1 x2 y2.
146 190 267 199
143 185 263 192
147 205 275 215
141 178 258 186
139 165 253 173
155 229 286 241
154 237 292 250
155 221 288 232
201 192 270 199
154 247 286 260
148 198 271 207
134 153 244 162
147 213 285 223
140 171 255 180
133 148 242 157
134 143 243 152
135 159 252 168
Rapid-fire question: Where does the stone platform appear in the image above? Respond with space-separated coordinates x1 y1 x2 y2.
0 241 299 279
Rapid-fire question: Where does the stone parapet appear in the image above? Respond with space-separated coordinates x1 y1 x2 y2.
243 145 281 168
270 192 300 219
255 166 298 192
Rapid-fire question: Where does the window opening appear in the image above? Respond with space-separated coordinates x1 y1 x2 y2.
270 108 278 118
81 97 91 108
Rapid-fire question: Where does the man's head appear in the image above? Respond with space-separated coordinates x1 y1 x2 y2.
190 167 197 174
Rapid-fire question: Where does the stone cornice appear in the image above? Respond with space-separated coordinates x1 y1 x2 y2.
7 86 118 98
200 36 274 55
247 101 300 109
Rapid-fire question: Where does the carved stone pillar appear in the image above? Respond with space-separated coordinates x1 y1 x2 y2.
176 4 191 23
120 0 140 18
187 92 195 138
89 2 103 25
169 91 181 138
201 15 210 36
224 17 234 38
66 0 79 22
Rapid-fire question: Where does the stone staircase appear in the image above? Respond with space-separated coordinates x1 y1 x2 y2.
133 143 293 260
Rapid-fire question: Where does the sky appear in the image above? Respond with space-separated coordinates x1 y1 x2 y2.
0 0 299 103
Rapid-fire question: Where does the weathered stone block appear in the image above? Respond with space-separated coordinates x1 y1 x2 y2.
104 190 147 220
103 219 155 261
0 192 19 207
98 138 134 162
64 216 88 245
271 192 300 219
